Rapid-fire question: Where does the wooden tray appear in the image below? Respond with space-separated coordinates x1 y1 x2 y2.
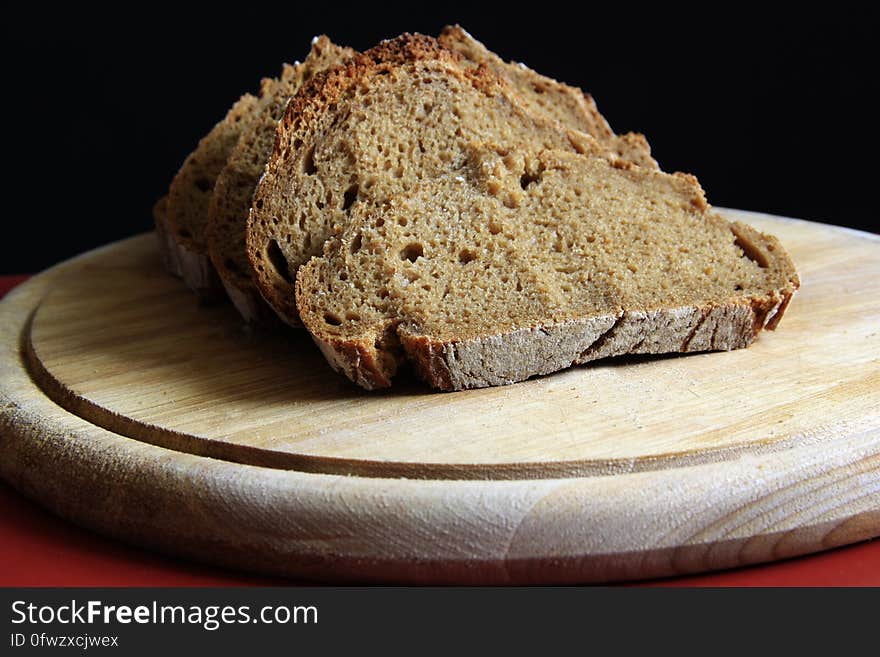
1 209 878 584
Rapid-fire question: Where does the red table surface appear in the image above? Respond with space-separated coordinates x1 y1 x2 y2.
1 274 878 587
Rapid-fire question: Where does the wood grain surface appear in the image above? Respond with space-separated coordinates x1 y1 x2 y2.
1 209 878 583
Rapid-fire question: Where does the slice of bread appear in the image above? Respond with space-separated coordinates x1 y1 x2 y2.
248 34 625 326
164 91 262 297
207 36 354 323
438 25 657 169
296 143 799 390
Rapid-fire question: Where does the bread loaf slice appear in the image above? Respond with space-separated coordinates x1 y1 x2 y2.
248 34 625 326
165 90 263 297
296 143 799 390
438 25 657 169
207 36 354 322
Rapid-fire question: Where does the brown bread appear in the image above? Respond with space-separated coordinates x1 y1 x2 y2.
296 143 798 390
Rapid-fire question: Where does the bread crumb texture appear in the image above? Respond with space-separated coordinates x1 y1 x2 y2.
241 33 798 390
297 144 798 390
248 34 631 323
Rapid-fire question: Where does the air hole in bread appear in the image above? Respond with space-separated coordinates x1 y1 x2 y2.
520 171 540 189
459 249 477 264
345 311 360 322
323 312 342 326
400 243 424 262
255 199 263 210
195 178 212 193
266 239 293 285
342 183 358 212
350 232 362 254
302 146 318 175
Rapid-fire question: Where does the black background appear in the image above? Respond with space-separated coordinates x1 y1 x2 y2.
4 4 878 274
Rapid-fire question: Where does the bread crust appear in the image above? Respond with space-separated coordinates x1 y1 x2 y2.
302 290 794 391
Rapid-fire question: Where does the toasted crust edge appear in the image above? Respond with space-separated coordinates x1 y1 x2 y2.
302 287 796 392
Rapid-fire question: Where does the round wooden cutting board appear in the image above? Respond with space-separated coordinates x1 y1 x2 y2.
1 209 878 584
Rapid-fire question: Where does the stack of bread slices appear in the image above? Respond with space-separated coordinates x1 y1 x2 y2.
156 27 799 391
